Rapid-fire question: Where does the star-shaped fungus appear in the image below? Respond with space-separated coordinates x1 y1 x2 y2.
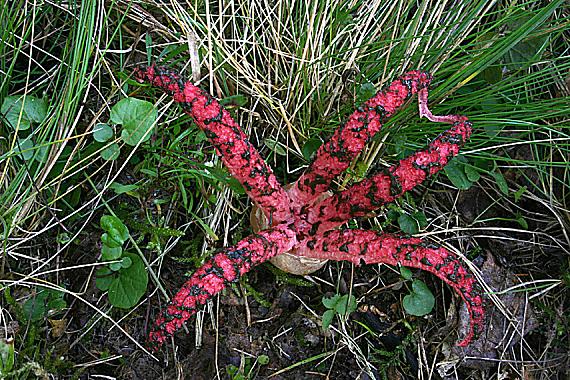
133 65 485 351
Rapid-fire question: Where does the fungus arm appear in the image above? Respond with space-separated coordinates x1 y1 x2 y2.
134 65 293 223
148 224 297 349
297 229 485 347
306 114 472 234
288 71 432 207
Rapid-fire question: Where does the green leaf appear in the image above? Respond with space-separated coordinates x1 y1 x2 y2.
356 82 376 104
464 165 481 182
95 267 114 291
101 233 122 248
412 211 428 229
14 138 34 161
22 288 66 322
257 354 269 366
484 122 505 138
0 337 15 375
194 130 208 144
120 256 133 269
109 262 123 271
46 298 67 312
322 294 341 309
444 158 473 190
102 244 122 261
322 309 335 329
109 182 139 195
403 280 435 316
110 98 157 146
514 186 527 202
100 215 129 244
398 214 419 235
479 66 502 84
515 213 528 230
100 143 120 161
34 144 49 163
503 10 549 69
264 138 287 156
1 95 47 131
219 94 248 107
400 266 413 280
22 291 49 322
386 134 412 159
334 295 357 315
93 123 114 142
226 177 246 195
302 138 322 160
145 32 153 64
491 170 509 195
107 252 148 308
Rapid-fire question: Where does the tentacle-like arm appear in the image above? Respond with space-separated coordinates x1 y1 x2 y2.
148 224 297 349
296 229 485 347
288 71 432 207
305 114 472 234
133 65 293 223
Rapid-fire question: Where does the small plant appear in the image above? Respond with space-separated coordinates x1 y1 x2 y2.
399 267 435 317
226 354 270 380
321 294 358 329
92 97 157 160
22 287 67 322
0 338 15 377
1 95 49 162
95 215 148 308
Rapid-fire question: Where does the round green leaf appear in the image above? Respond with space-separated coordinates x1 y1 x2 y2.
107 252 149 308
22 292 49 321
101 233 122 248
100 215 129 243
443 158 473 190
15 138 34 161
120 256 132 269
100 143 120 161
403 280 435 316
257 355 269 366
46 298 67 313
34 144 49 163
93 123 114 142
398 214 419 235
412 211 428 229
464 165 481 182
1 95 47 131
334 294 357 315
302 138 322 160
95 267 114 291
357 82 376 104
322 294 341 309
109 262 123 271
102 244 122 261
110 97 157 146
503 10 549 69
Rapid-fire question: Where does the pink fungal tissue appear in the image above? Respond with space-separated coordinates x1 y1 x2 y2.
133 64 485 351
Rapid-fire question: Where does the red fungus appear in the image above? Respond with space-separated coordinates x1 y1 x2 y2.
133 64 485 351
